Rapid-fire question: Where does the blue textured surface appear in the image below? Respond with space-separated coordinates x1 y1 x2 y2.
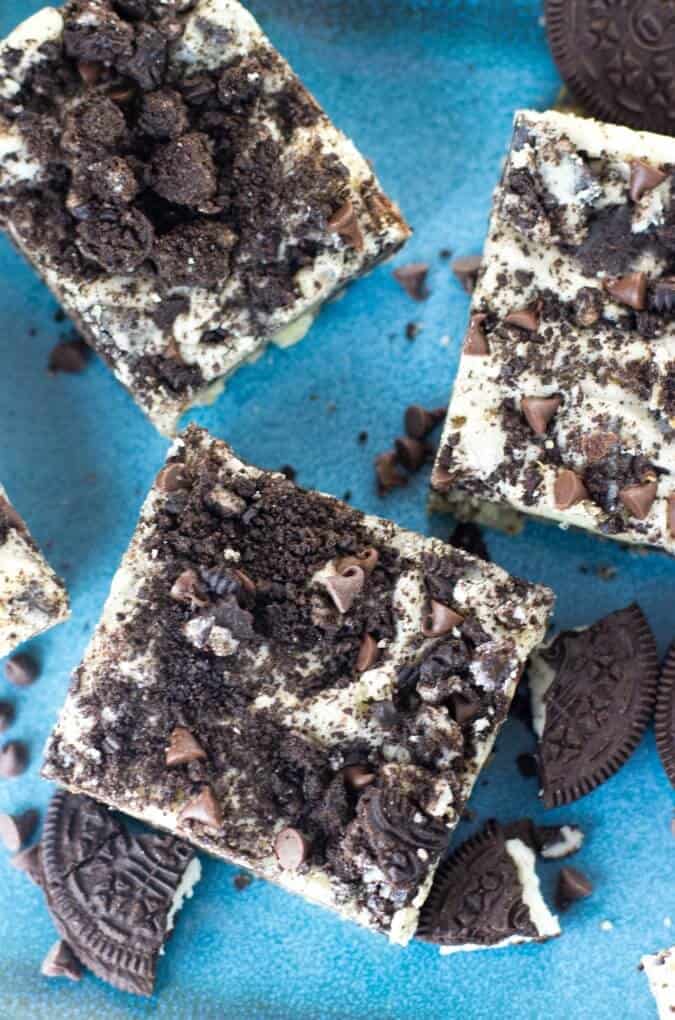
0 1 673 1017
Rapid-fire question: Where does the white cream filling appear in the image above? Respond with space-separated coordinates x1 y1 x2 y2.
164 856 202 937
540 824 584 860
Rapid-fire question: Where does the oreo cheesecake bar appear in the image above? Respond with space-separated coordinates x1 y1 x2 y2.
43 426 553 944
432 109 675 554
642 947 675 1020
0 483 69 657
0 3 410 434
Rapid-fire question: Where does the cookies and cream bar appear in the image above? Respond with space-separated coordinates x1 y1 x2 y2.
432 109 675 554
0 2 410 434
43 426 553 944
642 947 675 1019
0 483 69 656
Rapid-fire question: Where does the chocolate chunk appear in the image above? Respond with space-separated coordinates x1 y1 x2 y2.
166 726 207 767
521 395 561 436
233 871 253 891
629 160 667 202
375 450 408 494
152 222 236 287
464 313 489 355
155 462 191 492
536 604 659 807
336 547 379 575
341 764 375 790
619 480 657 520
327 200 364 251
554 469 588 510
393 263 429 301
356 633 379 672
178 785 222 830
0 740 28 778
48 339 90 374
505 307 539 332
152 132 217 208
604 272 647 311
404 404 446 440
0 809 38 851
76 208 155 274
655 642 675 787
449 521 489 562
555 866 593 910
451 254 482 293
418 822 539 947
274 827 310 870
41 791 196 996
138 88 189 140
422 601 464 638
41 940 82 981
4 653 38 687
544 0 675 135
395 436 429 472
170 569 208 607
10 843 43 885
0 701 14 732
322 565 365 614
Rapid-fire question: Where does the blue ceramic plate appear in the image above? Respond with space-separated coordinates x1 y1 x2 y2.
0 2 673 1017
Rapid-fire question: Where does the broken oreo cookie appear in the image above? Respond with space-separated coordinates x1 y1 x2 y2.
656 643 675 787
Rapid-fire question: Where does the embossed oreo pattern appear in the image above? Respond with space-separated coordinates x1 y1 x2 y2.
417 822 537 946
546 0 675 135
538 604 659 807
655 642 675 786
41 791 195 996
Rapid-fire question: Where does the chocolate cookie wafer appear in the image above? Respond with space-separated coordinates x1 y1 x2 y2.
41 791 200 996
529 604 659 808
656 643 675 787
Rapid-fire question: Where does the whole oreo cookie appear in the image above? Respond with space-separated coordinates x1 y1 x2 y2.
41 791 198 996
655 643 675 786
533 604 659 808
417 822 539 948
546 0 675 135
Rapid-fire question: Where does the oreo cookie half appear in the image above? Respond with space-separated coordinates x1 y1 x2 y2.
655 643 675 787
546 0 675 136
530 604 659 808
41 791 200 996
417 822 559 951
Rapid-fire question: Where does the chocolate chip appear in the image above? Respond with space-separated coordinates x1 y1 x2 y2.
375 451 408 495
515 753 539 779
629 160 666 202
274 826 310 870
165 726 207 767
327 200 364 251
155 463 191 493
77 61 101 87
464 313 489 355
422 601 464 638
342 764 376 790
0 741 28 778
76 208 155 274
0 702 14 732
451 254 482 293
604 272 647 311
393 262 429 300
356 633 379 672
0 809 38 852
554 469 589 510
504 307 539 331
170 569 208 607
4 653 39 687
404 404 446 440
10 843 42 885
152 132 217 209
178 785 222 830
41 941 82 982
405 322 421 340
233 871 253 891
138 88 189 140
322 565 365 614
395 436 429 472
555 866 593 910
48 339 90 375
619 480 657 520
521 395 561 435
336 548 379 575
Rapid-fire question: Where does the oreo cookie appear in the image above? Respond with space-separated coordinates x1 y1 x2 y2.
417 822 540 949
41 791 198 996
655 643 675 787
533 604 659 808
546 0 675 135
